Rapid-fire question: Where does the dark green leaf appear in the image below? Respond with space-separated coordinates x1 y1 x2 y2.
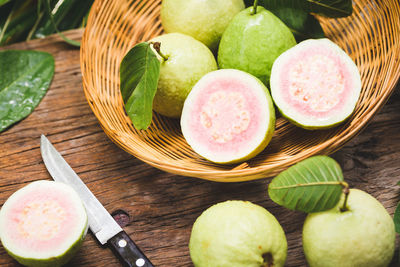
305 0 353 18
395 181 400 233
1 12 36 45
0 0 37 45
0 0 92 46
35 0 90 37
26 9 45 41
268 156 345 213
394 202 400 234
0 0 11 8
244 0 254 6
34 0 77 37
243 1 324 42
57 0 93 31
0 50 54 132
120 42 160 130
268 7 324 42
245 0 352 18
41 0 80 47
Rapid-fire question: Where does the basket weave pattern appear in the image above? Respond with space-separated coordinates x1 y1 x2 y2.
80 0 400 182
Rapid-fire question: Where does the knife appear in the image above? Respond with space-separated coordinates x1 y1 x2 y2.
40 134 154 267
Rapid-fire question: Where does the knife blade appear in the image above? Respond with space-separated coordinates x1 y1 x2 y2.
40 134 154 267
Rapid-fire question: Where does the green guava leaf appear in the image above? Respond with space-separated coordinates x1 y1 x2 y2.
245 0 353 18
42 0 80 47
271 7 325 42
268 156 346 213
35 0 92 37
120 42 160 130
0 0 37 46
0 50 54 132
394 202 400 234
244 1 324 41
0 0 11 7
303 0 353 18
395 180 400 233
268 7 325 42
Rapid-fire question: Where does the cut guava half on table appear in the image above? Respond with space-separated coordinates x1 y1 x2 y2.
181 69 276 164
270 38 362 129
0 180 88 267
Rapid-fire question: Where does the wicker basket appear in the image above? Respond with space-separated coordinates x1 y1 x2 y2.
80 0 400 182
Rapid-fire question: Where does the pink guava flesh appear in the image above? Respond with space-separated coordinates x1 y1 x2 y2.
280 50 351 117
0 180 87 265
188 79 262 149
5 187 79 253
271 39 361 129
181 69 275 164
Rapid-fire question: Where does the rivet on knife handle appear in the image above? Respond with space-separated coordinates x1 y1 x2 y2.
109 231 154 267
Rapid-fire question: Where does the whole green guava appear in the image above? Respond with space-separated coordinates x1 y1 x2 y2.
189 200 287 267
218 5 296 85
150 33 217 118
302 189 395 267
161 0 245 51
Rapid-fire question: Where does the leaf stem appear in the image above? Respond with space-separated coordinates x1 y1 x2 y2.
44 0 81 47
26 10 45 41
150 42 169 61
270 181 345 190
251 0 259 15
0 1 17 45
340 182 350 212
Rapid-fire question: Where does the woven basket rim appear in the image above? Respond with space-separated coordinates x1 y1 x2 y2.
80 0 400 182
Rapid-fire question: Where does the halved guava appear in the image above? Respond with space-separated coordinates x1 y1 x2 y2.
0 180 88 267
181 69 276 164
270 38 362 129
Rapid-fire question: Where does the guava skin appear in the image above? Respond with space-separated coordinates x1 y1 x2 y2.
218 6 296 85
302 189 395 267
161 0 245 51
150 33 218 118
189 200 287 267
4 224 88 267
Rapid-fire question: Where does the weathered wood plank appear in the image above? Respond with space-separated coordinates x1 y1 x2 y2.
0 29 399 267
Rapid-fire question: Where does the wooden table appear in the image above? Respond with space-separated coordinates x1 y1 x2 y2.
0 30 399 267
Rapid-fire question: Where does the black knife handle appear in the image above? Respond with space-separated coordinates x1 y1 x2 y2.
109 231 154 267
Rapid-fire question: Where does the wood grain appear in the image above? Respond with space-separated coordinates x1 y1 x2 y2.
0 29 399 267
